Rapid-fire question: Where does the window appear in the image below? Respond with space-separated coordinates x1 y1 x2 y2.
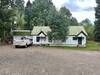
36 37 40 42
73 37 77 40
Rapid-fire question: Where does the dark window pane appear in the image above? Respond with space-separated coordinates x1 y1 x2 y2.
73 37 77 40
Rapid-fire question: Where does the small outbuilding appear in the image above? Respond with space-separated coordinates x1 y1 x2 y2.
66 26 88 47
31 26 51 45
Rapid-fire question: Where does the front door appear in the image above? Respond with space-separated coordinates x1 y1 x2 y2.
78 37 82 45
37 37 40 42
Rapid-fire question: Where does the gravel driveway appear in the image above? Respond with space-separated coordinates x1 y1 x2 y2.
0 45 100 75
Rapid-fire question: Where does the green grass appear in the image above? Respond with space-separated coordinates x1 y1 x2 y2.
45 41 100 51
86 41 100 51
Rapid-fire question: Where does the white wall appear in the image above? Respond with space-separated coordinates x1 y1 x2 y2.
66 36 78 47
32 36 49 44
51 40 66 45
66 33 87 47
32 32 87 46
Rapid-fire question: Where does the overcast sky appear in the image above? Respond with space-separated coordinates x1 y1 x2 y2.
25 0 96 23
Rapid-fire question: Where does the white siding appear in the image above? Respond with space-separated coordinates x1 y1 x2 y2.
32 32 87 47
32 36 49 44
66 36 78 47
51 40 66 45
66 33 87 47
32 36 37 44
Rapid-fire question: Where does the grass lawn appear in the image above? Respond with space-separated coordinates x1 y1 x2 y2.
45 41 100 51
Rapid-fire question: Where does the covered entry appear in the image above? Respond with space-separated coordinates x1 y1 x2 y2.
31 26 51 45
78 37 83 45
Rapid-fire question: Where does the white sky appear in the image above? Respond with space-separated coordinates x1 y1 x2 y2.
72 11 95 23
77 0 96 8
25 0 96 23
72 0 96 23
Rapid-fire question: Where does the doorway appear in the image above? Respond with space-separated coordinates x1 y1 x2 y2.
78 37 82 45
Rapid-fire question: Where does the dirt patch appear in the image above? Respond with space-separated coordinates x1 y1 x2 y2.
0 45 100 75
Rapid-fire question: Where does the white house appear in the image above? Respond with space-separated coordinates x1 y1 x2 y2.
31 26 88 47
31 26 51 45
66 26 88 47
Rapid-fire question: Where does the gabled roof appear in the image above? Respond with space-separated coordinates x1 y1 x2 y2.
31 26 51 35
31 26 87 36
69 26 88 36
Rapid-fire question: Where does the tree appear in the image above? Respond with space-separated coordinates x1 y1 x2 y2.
31 0 69 41
0 0 16 43
81 18 92 25
49 13 69 41
84 25 94 40
59 7 72 26
14 0 25 30
31 0 56 26
60 7 72 18
94 0 100 42
80 19 94 40
15 0 24 12
25 0 33 30
60 6 78 26
15 10 25 29
70 17 79 26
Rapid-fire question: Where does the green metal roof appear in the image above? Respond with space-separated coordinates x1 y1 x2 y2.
31 26 51 35
31 26 87 36
69 26 88 36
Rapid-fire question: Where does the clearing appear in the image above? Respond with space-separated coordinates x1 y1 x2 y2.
0 45 100 75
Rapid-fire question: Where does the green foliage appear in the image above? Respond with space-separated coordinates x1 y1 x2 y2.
13 0 25 30
81 18 92 25
94 0 100 42
15 10 25 29
0 0 80 43
84 25 94 40
24 0 33 30
60 7 78 26
70 17 79 26
49 13 69 40
80 19 94 40
31 0 69 41
0 0 25 43
0 0 16 43
15 0 24 12
60 7 72 18
31 0 56 26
